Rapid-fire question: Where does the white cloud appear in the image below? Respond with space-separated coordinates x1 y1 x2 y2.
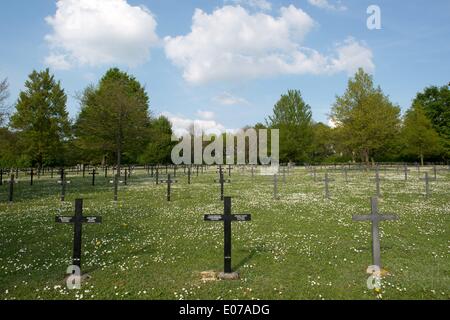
197 110 215 120
225 0 272 11
308 0 347 11
164 5 373 84
45 0 159 70
163 112 227 137
214 92 249 106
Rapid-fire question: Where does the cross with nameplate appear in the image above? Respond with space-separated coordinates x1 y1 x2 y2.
89 169 99 186
204 197 251 276
55 199 102 269
352 197 398 268
160 174 178 201
215 167 231 201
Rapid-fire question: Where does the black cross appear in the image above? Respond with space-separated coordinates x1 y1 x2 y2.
187 166 191 185
57 171 71 202
420 172 436 198
160 174 177 201
353 197 398 268
55 199 102 269
0 168 3 186
155 167 160 185
8 173 16 203
403 164 410 181
373 166 383 197
215 167 231 201
30 168 34 186
204 197 251 274
322 172 334 199
89 169 99 186
227 165 234 177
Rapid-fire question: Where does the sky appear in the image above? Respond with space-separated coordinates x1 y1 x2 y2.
0 0 449 135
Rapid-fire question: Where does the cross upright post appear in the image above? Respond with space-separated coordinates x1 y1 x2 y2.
89 169 98 186
215 167 231 201
55 199 102 269
353 197 398 269
204 197 251 279
30 168 34 186
8 174 15 203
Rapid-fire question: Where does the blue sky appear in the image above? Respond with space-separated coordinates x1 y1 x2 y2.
1 0 449 134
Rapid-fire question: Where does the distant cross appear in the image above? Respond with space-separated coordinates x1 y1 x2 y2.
187 166 191 185
30 168 34 186
160 174 177 201
124 169 128 186
55 199 102 269
420 172 435 198
228 165 234 177
403 164 410 181
89 169 99 186
196 165 199 177
82 164 86 178
322 172 334 199
155 167 160 185
313 167 317 182
273 174 279 200
343 167 349 183
251 165 255 179
104 166 108 178
215 167 231 201
353 197 398 269
0 168 3 186
8 174 16 203
57 169 71 202
282 166 286 183
173 166 177 178
204 197 251 275
432 165 437 180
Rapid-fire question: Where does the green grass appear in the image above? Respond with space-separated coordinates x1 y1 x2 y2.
0 166 449 300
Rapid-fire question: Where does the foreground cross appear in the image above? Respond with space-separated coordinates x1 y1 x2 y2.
55 199 102 270
204 197 251 280
353 197 398 269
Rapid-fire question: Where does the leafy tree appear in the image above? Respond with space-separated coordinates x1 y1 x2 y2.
0 78 10 126
267 90 314 163
401 103 442 165
311 123 335 163
331 68 401 164
139 116 174 164
413 85 450 158
10 69 71 168
75 68 151 175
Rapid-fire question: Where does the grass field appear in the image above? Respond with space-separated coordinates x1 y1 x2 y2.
0 166 449 300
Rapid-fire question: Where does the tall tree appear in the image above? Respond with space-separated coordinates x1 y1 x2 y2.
402 103 442 165
0 78 9 126
10 69 71 168
311 122 335 163
267 90 314 163
330 68 401 164
413 84 450 158
139 116 174 164
75 68 151 175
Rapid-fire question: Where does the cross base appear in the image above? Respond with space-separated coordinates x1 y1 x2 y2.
218 272 240 281
63 273 92 284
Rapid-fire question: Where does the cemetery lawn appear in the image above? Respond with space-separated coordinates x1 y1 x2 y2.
0 167 449 300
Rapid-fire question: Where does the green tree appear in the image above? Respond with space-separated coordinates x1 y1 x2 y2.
267 90 314 163
311 122 335 163
402 103 442 165
413 85 450 158
10 69 71 168
139 116 174 164
75 68 151 175
331 68 401 164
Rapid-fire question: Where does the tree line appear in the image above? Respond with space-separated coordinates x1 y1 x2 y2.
0 68 448 169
